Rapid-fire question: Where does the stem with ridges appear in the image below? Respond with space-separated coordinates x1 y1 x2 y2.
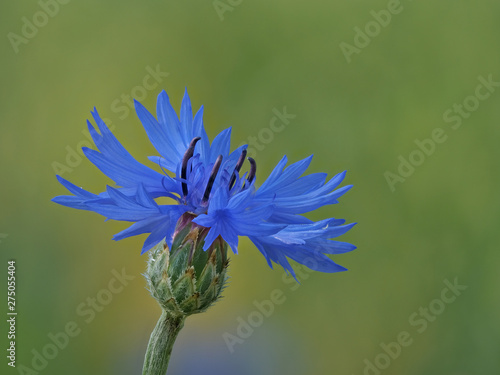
142 310 186 375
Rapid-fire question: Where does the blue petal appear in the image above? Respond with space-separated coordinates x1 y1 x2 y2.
55 175 96 199
180 88 193 143
85 185 160 221
258 155 288 192
52 195 91 210
209 128 232 162
135 99 181 171
113 215 166 241
113 204 189 253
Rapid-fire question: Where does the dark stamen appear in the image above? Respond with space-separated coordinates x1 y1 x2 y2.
228 149 247 189
202 155 223 203
181 137 201 196
247 157 256 184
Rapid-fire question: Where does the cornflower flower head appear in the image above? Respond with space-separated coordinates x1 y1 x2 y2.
53 89 356 280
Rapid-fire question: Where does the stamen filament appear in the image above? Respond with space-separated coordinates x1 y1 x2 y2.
181 137 201 197
228 149 247 189
247 157 256 184
202 155 223 203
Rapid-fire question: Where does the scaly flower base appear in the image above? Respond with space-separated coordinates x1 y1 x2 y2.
142 214 229 374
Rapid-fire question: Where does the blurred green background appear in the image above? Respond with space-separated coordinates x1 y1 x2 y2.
1 1 499 374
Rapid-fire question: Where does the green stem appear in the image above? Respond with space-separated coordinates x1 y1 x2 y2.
142 310 186 375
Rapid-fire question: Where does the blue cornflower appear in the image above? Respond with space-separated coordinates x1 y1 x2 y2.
53 89 356 277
